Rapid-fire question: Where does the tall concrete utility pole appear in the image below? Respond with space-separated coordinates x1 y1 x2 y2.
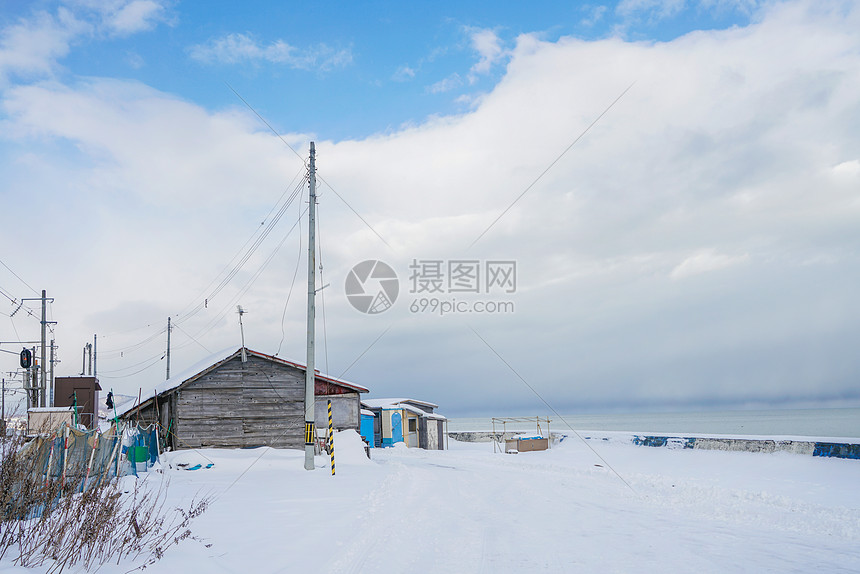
304 142 317 471
93 334 97 379
166 317 172 380
40 290 47 407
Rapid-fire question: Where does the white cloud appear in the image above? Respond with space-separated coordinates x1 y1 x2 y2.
581 5 609 27
3 0 860 411
670 250 750 279
393 65 416 82
0 8 87 85
467 27 506 78
189 33 353 71
616 0 687 21
107 0 167 36
427 73 462 94
0 2 172 86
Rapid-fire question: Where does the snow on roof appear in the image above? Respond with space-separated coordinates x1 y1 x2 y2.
116 347 368 417
362 397 439 410
28 407 73 413
362 398 446 420
360 409 375 417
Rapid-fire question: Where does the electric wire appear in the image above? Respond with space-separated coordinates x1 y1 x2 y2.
172 322 212 354
89 168 307 359
336 325 392 380
175 171 307 323
226 84 390 250
225 83 307 166
97 354 164 379
188 207 309 343
275 203 303 356
98 325 167 358
0 258 38 295
317 202 330 375
97 352 166 375
177 177 307 327
467 325 635 493
468 81 636 250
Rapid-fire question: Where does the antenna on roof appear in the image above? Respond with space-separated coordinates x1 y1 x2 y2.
237 305 248 363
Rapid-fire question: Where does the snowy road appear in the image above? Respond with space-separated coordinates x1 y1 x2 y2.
3 432 857 573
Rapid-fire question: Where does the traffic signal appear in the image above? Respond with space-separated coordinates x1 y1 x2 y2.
20 348 32 369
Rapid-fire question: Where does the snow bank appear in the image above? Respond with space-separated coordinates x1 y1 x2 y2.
333 429 371 465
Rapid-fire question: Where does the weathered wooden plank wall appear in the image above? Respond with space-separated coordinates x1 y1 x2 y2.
173 355 305 448
121 354 363 450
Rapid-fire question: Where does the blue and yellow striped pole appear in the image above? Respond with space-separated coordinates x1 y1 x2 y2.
327 400 335 476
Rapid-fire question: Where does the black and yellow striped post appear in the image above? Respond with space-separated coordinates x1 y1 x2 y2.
305 421 315 453
327 400 335 476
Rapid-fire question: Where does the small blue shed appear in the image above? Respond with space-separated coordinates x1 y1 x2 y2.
359 409 376 448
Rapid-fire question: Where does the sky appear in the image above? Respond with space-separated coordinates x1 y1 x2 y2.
1 0 859 417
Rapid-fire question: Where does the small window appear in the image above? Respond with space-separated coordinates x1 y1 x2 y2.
408 418 417 432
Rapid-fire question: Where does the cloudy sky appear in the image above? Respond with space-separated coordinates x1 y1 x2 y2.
1 0 859 416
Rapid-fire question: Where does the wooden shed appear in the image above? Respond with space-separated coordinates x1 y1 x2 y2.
53 376 101 429
116 348 368 450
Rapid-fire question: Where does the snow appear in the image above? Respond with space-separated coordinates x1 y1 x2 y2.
2 432 859 573
362 397 439 410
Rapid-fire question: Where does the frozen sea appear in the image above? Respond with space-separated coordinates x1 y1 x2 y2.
448 407 860 439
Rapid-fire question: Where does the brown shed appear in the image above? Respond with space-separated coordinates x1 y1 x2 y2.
53 376 101 429
116 348 369 450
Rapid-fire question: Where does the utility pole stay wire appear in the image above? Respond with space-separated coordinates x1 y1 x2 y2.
468 81 636 250
226 83 392 250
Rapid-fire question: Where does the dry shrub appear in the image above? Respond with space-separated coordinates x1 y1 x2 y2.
0 431 210 573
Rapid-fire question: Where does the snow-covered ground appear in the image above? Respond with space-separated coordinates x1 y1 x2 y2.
3 430 859 573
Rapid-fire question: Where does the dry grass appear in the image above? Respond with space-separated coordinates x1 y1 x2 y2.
0 431 210 573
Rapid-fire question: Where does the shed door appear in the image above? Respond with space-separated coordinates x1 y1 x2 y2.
391 412 403 444
407 415 419 448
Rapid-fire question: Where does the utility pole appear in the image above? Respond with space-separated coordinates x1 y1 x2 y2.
40 290 47 407
304 142 317 471
31 348 37 409
166 317 171 380
93 334 97 379
21 292 54 407
49 339 55 407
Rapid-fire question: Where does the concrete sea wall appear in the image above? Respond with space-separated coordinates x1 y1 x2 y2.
448 431 860 460
629 435 860 459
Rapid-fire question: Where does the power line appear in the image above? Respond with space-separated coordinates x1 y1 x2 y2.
0 258 38 295
467 325 635 493
97 354 164 379
317 200 330 375
468 81 636 250
226 84 391 251
188 207 309 343
172 322 212 354
97 352 166 375
175 175 306 327
276 201 304 356
174 169 306 322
